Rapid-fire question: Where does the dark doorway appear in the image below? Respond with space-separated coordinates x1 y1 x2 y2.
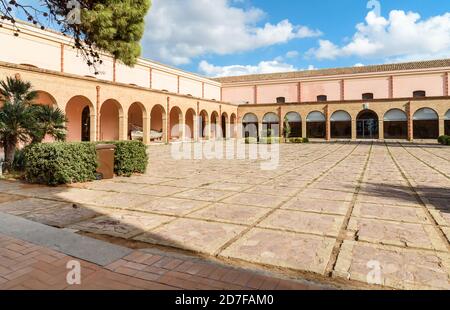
357 110 379 139
81 106 90 141
221 114 227 138
413 108 439 139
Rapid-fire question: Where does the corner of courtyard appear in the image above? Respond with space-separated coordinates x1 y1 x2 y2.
0 141 449 290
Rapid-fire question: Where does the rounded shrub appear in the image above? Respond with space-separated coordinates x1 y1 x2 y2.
23 142 98 186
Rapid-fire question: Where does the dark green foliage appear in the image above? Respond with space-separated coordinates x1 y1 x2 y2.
287 137 309 143
28 105 67 144
438 135 450 145
100 141 148 176
23 142 98 186
80 0 151 66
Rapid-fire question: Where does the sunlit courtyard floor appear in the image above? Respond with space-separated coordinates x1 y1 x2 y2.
0 141 449 289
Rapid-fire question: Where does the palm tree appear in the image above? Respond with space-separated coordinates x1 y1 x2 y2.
29 105 67 144
0 76 67 173
0 99 36 172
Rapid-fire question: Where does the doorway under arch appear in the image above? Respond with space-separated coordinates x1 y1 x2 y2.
284 112 301 138
230 113 237 138
199 110 209 139
150 104 165 142
242 113 259 139
210 111 219 139
100 99 122 141
445 109 450 136
384 109 407 139
221 112 228 139
262 112 280 137
169 106 183 141
128 102 145 141
330 110 351 139
306 111 326 139
185 108 196 140
65 95 94 142
357 110 379 139
413 108 439 139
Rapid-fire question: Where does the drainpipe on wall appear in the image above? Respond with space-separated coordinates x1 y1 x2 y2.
60 43 64 73
96 86 101 141
166 97 170 144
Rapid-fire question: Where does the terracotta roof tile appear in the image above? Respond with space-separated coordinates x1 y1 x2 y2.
213 59 450 83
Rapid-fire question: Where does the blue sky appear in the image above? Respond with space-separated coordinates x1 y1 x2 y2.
10 0 450 76
142 0 450 76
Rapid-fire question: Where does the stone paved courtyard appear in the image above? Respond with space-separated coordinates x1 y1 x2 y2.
0 141 449 290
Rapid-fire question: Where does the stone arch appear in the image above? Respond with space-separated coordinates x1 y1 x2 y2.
128 102 146 141
306 111 326 139
230 113 237 138
262 112 280 137
242 113 259 139
100 99 123 141
185 108 196 140
221 112 229 139
445 109 450 136
199 110 209 139
330 110 351 139
210 111 220 139
413 107 439 139
65 95 95 142
150 104 166 142
356 109 379 139
34 90 57 107
169 106 183 141
284 112 302 138
384 109 407 139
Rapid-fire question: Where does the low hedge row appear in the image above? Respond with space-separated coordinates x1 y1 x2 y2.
100 141 148 177
23 141 148 185
438 135 450 145
23 142 98 186
243 137 310 144
286 137 309 143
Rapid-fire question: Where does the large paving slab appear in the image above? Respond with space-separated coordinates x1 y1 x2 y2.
220 228 336 275
258 210 344 237
334 241 450 290
134 218 247 255
69 211 175 239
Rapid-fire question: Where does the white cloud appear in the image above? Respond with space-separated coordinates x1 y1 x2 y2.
199 59 317 77
307 10 450 62
142 0 321 65
285 51 299 58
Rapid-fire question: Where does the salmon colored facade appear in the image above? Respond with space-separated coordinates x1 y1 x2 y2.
1 21 449 143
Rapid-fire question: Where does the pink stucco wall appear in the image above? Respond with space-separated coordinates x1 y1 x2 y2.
116 63 149 88
179 77 202 98
100 100 120 141
222 86 254 104
257 83 298 103
393 74 444 98
345 77 390 100
301 80 341 102
152 69 178 93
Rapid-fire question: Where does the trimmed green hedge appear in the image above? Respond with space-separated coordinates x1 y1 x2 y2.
438 135 450 145
23 142 98 186
22 140 148 185
100 141 148 176
287 137 309 144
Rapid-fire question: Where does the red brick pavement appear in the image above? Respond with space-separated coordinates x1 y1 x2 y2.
0 233 326 290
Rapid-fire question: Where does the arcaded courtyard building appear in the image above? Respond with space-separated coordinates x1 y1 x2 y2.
1 21 449 143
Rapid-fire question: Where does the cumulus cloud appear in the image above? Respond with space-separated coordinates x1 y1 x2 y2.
199 59 316 77
307 10 450 62
142 0 321 65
